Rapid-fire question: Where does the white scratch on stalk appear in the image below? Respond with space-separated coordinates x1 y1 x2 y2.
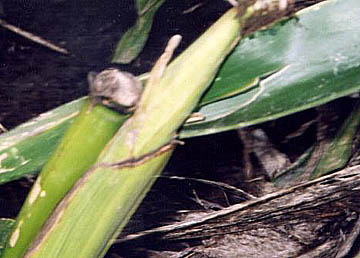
9 220 23 247
9 229 20 247
28 177 42 205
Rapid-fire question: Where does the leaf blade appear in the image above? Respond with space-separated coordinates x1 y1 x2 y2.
181 0 360 137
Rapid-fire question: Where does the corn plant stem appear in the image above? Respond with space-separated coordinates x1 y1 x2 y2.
2 100 128 258
24 7 242 258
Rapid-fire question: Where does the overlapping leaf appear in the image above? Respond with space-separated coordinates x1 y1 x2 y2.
182 0 360 137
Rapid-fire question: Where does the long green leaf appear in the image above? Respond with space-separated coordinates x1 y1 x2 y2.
182 0 360 137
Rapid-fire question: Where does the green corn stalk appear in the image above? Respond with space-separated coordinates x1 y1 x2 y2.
2 101 129 258
22 7 243 258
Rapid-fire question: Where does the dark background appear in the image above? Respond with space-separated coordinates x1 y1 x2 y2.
0 1 357 257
